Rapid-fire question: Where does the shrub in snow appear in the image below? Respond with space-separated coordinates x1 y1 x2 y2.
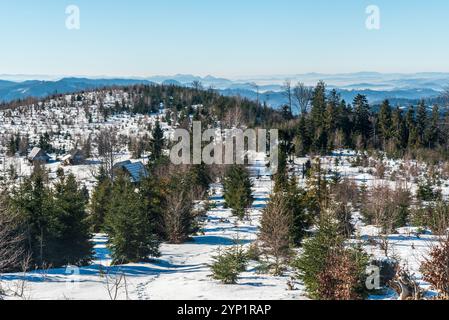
420 237 449 299
293 216 369 300
412 202 449 236
417 177 442 202
328 202 355 239
209 245 248 285
375 161 386 179
362 185 411 233
246 242 262 262
316 246 369 300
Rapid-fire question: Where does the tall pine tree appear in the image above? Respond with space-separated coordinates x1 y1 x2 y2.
416 100 428 147
149 120 165 162
353 94 371 147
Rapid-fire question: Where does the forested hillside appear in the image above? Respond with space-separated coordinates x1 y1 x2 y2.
1 82 449 300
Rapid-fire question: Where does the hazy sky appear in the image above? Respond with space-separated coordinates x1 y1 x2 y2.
1 0 448 78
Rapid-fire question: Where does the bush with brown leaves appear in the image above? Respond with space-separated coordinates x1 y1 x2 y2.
318 250 362 300
420 238 449 299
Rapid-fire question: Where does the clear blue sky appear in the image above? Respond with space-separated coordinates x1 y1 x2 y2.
1 0 448 78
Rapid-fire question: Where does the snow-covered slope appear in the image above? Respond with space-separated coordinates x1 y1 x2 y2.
0 158 306 300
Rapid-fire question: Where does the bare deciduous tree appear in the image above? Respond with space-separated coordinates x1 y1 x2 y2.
293 82 313 115
8 253 32 299
163 188 195 244
223 105 244 129
104 268 129 300
97 129 119 180
191 80 203 91
0 195 24 273
0 194 26 298
363 184 411 234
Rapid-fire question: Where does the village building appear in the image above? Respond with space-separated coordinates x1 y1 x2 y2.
28 147 51 163
113 160 149 183
61 149 85 166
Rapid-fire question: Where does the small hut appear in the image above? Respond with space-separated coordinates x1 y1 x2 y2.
28 147 50 163
62 149 85 166
113 161 149 183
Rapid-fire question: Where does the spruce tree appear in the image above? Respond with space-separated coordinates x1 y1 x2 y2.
293 216 343 299
293 214 369 300
149 120 165 162
7 135 18 156
305 158 329 217
51 173 93 266
223 165 253 219
273 151 288 194
310 81 328 152
324 90 339 151
12 166 54 267
425 105 440 148
188 163 212 199
286 176 310 246
260 192 292 275
89 168 112 233
38 132 53 153
353 94 371 147
105 173 160 264
391 107 407 152
378 99 392 145
209 245 248 284
295 116 311 156
140 173 164 240
405 106 418 148
416 100 428 146
335 100 352 147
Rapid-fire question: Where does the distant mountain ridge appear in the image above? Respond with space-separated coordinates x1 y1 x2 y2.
0 78 153 102
0 73 446 107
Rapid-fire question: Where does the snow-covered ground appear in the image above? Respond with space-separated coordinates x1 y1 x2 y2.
0 148 445 300
0 159 306 300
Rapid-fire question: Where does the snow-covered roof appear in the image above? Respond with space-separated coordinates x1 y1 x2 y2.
61 154 71 161
123 162 148 183
114 161 148 183
69 149 84 158
28 147 49 160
